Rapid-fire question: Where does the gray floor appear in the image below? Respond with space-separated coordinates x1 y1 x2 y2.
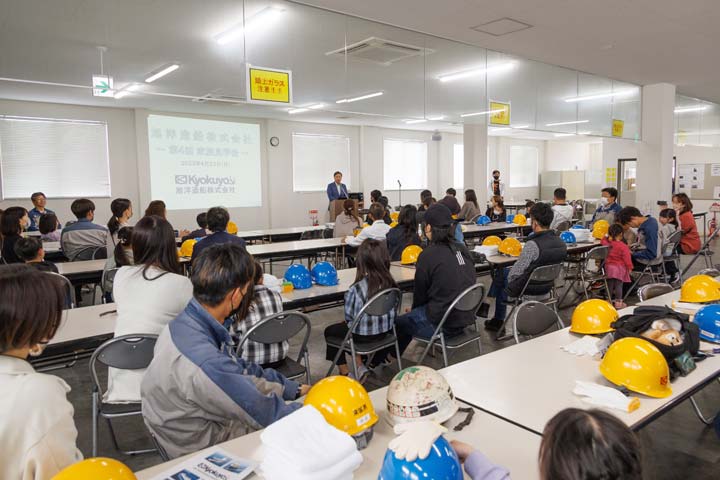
53 249 720 478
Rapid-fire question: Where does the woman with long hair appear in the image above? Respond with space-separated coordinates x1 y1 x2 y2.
386 204 421 261
671 193 701 254
458 189 481 221
107 198 133 245
333 199 361 238
485 195 507 223
0 206 29 263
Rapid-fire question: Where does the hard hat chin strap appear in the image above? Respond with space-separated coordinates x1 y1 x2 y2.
453 407 475 432
352 427 375 450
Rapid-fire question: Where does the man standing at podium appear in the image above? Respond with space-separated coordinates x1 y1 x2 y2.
326 171 348 209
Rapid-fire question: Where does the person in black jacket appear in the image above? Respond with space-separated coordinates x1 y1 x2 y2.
386 205 421 261
485 202 567 331
181 212 210 244
390 204 476 357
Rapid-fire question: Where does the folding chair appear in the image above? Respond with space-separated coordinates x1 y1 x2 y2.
148 430 170 461
45 271 75 308
636 283 674 302
326 288 403 378
90 334 158 456
237 311 312 384
100 267 120 303
660 230 683 284
697 268 720 277
511 301 564 344
623 259 665 301
558 246 611 307
414 283 486 367
554 220 571 232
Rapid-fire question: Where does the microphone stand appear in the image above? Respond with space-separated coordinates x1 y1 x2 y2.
397 179 402 211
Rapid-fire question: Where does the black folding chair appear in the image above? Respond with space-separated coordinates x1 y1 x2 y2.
660 230 683 284
237 311 312 384
636 283 674 302
326 288 403 378
46 271 75 308
89 334 158 456
100 267 120 303
414 283 486 367
511 301 564 344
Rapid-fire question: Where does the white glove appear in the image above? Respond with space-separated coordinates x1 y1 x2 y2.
561 336 600 356
573 381 640 413
388 421 448 461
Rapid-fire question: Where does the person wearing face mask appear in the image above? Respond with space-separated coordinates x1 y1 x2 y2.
142 243 309 459
484 195 507 223
0 265 83 480
590 187 622 226
105 215 193 403
488 170 505 198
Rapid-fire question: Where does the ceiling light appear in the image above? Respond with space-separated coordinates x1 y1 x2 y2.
336 91 383 104
460 108 506 118
545 119 589 127
405 119 427 124
490 127 511 133
113 83 141 99
674 105 709 114
288 103 324 114
554 133 576 137
215 6 285 45
511 124 530 129
564 89 636 103
144 64 180 83
438 62 515 83
428 115 445 121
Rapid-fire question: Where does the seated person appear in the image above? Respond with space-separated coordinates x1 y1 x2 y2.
232 261 286 369
416 195 435 224
590 187 622 226
345 202 392 247
522 199 536 216
369 189 382 204
1 206 29 263
14 236 58 273
392 204 476 356
378 196 393 224
191 206 246 262
485 203 567 331
617 206 661 269
145 199 190 238
333 199 361 238
549 188 574 230
417 190 432 211
39 213 61 242
60 199 108 261
386 205 421 261
458 189 481 221
438 188 461 215
141 243 309 459
484 195 507 223
181 212 210 244
0 265 83 479
27 191 58 232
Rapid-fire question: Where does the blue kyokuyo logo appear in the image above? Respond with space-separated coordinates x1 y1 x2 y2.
175 175 236 187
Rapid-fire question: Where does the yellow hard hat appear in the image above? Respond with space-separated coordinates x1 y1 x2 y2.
53 458 136 480
513 213 527 226
179 239 197 257
390 212 399 221
498 237 522 257
680 274 720 303
482 235 502 247
389 221 398 228
401 245 423 265
227 220 238 234
592 220 610 239
363 223 370 229
570 299 618 335
599 337 672 398
305 376 378 439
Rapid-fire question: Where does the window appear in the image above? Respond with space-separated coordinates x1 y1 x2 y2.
453 143 464 189
383 138 428 190
508 145 539 187
292 133 351 192
0 116 110 199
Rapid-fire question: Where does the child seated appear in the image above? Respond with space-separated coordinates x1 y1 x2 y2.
39 213 61 242
13 237 58 273
232 261 287 369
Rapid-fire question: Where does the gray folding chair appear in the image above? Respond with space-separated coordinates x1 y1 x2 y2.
89 334 158 456
697 268 720 277
554 220 571 232
100 267 120 303
415 283 486 367
512 301 564 344
46 271 75 308
148 429 171 461
558 246 611 307
636 283 674 302
237 311 312 384
624 258 666 301
326 288 403 378
660 230 683 284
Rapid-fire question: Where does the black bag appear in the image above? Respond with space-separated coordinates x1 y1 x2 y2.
611 305 701 377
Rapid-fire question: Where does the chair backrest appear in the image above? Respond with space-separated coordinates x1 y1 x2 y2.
322 228 334 239
69 245 107 261
237 311 311 360
89 334 158 395
347 287 402 334
528 263 563 284
637 283 674 302
698 268 720 277
300 230 322 240
554 220 570 232
584 246 609 270
101 267 120 295
45 271 75 308
435 283 486 333
513 301 560 342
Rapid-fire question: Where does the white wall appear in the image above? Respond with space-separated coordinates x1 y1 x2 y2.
487 136 546 203
544 141 591 171
674 144 720 236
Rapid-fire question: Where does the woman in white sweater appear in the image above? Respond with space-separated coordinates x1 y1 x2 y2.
105 214 193 403
0 265 83 480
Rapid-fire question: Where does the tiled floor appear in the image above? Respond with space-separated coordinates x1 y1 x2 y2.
54 250 720 477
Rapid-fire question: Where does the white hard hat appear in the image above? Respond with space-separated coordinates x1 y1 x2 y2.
386 366 458 425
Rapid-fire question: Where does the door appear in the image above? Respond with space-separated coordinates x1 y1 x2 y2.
617 158 637 206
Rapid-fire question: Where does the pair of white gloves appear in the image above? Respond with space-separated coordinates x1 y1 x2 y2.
388 421 448 461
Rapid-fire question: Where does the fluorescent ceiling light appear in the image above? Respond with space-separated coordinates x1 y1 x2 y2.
113 83 141 99
564 89 636 103
144 64 180 83
511 124 530 129
404 119 427 124
215 7 285 45
545 119 589 127
674 105 708 114
460 108 506 118
554 133 576 137
428 115 445 121
438 62 515 83
288 103 324 114
336 91 383 104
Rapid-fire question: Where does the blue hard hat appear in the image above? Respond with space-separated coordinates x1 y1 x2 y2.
378 436 462 480
560 231 577 244
284 264 312 289
571 224 584 230
476 215 491 226
311 261 339 286
506 214 515 224
694 304 720 343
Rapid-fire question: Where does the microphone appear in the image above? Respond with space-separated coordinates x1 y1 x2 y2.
397 179 402 188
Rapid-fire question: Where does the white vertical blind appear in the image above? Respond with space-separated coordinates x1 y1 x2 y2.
383 138 428 190
508 145 539 187
0 116 111 199
292 133 351 192
453 143 464 189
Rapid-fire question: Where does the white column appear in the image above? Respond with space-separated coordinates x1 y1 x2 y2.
637 83 676 212
463 123 489 199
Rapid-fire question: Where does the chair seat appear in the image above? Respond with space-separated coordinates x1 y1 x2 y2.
326 333 397 354
413 328 482 348
99 401 142 416
274 358 306 380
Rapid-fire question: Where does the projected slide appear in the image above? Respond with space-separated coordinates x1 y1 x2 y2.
147 114 262 210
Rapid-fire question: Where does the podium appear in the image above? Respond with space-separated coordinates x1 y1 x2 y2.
329 199 361 221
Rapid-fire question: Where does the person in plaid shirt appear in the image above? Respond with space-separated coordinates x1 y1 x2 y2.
232 262 287 368
324 239 398 381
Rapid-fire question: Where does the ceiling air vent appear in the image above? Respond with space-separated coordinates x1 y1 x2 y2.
326 37 434 66
192 93 246 105
471 18 533 37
